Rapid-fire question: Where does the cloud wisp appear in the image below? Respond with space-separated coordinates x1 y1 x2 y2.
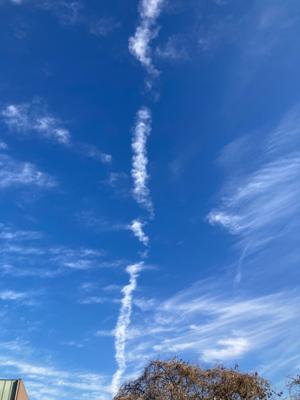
129 0 165 80
79 143 112 165
0 226 119 278
0 350 112 400
33 0 84 26
0 223 42 241
89 17 120 37
9 0 122 41
131 107 153 214
208 105 300 283
1 100 112 165
2 102 71 145
0 290 29 302
0 154 57 190
10 0 24 4
111 263 143 395
156 35 189 62
122 280 300 383
0 141 8 150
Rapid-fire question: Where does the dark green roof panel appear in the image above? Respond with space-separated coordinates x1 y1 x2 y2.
0 380 18 400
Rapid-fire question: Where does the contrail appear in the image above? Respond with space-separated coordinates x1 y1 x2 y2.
131 107 153 214
111 2 165 396
129 0 165 76
129 219 149 246
111 263 143 396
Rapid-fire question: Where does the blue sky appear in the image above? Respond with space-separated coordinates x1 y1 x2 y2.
0 0 300 399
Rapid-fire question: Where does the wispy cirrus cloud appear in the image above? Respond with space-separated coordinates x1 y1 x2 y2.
155 35 189 62
111 262 143 395
34 0 83 26
2 102 71 145
131 107 153 214
0 288 39 306
129 0 165 78
207 105 300 282
1 99 112 164
0 141 8 150
9 0 120 39
208 155 300 237
79 143 112 164
78 282 121 305
0 223 42 241
0 154 57 190
79 211 150 246
197 1 297 54
122 281 300 383
95 329 114 338
78 296 118 305
202 337 250 363
76 210 127 233
0 226 119 278
89 17 120 37
101 171 131 200
0 290 29 302
0 353 112 400
49 246 105 271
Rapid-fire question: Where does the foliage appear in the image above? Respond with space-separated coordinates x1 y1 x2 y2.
288 375 300 400
114 359 277 400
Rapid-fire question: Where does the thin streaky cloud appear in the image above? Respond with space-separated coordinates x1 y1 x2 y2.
123 282 300 381
1 100 112 164
79 143 112 165
0 289 38 306
2 104 29 131
89 17 120 37
156 35 189 62
111 262 143 395
0 141 8 150
0 290 29 302
202 337 250 362
234 241 251 285
1 102 71 145
76 210 127 233
0 154 57 189
0 235 117 278
131 107 153 214
35 0 84 26
78 296 118 305
0 223 42 241
207 105 300 260
8 0 120 41
0 356 111 400
95 329 114 337
0 263 59 279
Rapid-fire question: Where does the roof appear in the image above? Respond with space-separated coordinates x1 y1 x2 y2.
0 380 19 400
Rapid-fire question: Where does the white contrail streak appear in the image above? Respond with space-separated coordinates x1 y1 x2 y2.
111 2 163 396
111 263 143 396
129 219 149 246
131 107 153 214
129 0 165 76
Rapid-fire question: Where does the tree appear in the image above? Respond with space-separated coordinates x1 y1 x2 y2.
114 359 277 400
288 375 300 400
